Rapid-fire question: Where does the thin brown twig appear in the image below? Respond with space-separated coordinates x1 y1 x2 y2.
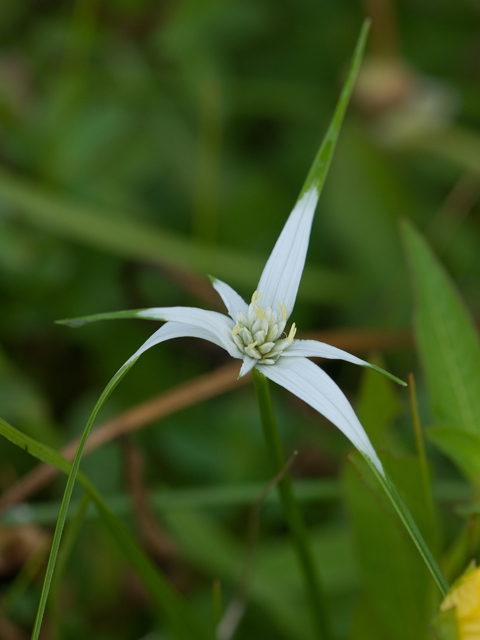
122 439 177 561
0 326 412 512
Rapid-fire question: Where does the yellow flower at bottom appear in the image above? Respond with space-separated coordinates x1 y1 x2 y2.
440 564 480 640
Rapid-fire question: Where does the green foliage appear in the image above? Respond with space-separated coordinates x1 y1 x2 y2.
402 221 480 435
343 365 439 639
402 221 480 484
0 416 214 640
344 455 433 640
1 1 480 638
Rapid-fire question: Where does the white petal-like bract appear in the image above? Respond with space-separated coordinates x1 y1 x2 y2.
283 339 406 386
128 320 242 365
260 356 384 474
136 307 239 357
283 339 369 365
257 187 319 318
238 356 257 378
210 277 248 320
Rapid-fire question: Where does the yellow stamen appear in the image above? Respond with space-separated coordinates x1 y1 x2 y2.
254 305 265 321
276 302 287 321
287 323 297 343
251 290 266 305
232 325 242 336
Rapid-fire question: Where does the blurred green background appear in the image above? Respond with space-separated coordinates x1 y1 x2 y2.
1 1 480 639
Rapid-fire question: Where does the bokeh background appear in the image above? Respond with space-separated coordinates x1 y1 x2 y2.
0 1 479 639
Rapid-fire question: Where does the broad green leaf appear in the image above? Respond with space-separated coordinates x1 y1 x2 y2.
427 426 480 484
402 220 480 435
0 168 350 305
0 417 214 640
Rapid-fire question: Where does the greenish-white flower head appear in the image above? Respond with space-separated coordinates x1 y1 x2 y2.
232 291 296 365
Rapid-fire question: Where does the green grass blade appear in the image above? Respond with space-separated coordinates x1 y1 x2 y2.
0 416 214 640
427 426 480 485
48 493 91 636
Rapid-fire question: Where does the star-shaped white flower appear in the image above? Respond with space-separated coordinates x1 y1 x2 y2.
59 25 405 477
54 25 447 599
62 185 403 476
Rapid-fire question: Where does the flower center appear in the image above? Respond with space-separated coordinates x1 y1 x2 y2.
232 291 297 365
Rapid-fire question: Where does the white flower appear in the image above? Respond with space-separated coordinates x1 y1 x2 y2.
63 186 404 476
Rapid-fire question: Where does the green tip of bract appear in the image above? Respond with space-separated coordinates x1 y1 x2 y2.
55 318 88 328
207 274 217 284
366 364 407 387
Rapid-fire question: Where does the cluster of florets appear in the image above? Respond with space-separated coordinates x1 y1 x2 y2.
232 291 296 365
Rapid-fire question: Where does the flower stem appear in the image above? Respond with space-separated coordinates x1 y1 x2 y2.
252 369 332 640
